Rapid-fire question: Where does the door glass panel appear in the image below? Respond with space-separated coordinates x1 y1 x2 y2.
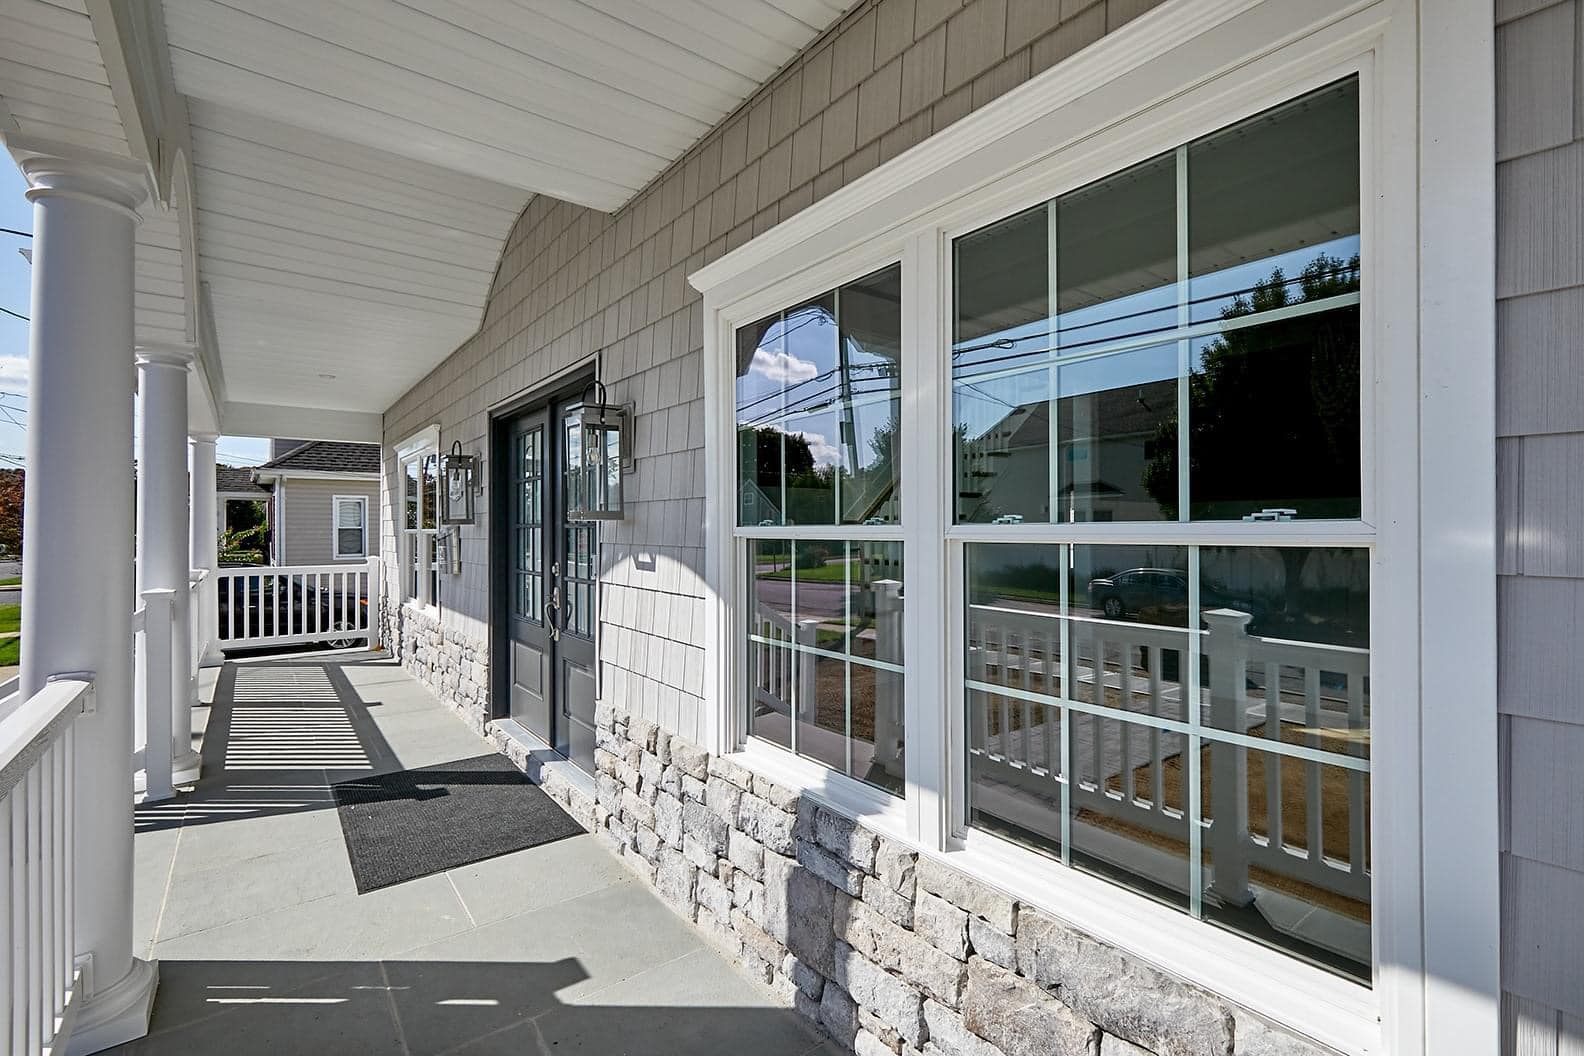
511 428 544 622
562 408 598 640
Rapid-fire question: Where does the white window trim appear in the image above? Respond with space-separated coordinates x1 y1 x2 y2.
331 494 368 561
690 1 1497 1054
395 425 441 613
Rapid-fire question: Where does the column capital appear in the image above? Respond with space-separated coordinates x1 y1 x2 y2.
189 431 220 445
135 343 197 371
5 133 148 220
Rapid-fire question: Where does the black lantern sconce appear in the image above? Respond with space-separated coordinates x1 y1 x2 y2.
441 439 478 525
568 379 632 521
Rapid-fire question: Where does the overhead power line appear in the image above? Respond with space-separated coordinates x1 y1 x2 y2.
0 306 26 323
0 227 30 239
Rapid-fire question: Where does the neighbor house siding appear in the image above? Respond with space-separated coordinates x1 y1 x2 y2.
380 0 1170 744
279 478 379 566
1495 0 1584 1050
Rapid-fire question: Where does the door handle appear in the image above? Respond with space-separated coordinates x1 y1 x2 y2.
544 562 562 641
543 599 561 642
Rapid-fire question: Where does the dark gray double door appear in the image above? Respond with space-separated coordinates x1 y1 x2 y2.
501 400 598 773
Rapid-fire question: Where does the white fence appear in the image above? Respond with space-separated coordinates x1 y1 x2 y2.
0 677 90 1055
214 560 381 652
749 579 905 780
965 604 1370 907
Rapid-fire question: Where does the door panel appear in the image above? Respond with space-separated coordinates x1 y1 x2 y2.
555 404 599 773
507 411 552 744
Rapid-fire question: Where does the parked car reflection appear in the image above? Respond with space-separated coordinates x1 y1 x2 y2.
1084 567 1265 630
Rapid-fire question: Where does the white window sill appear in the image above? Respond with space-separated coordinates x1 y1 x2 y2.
726 738 1376 1056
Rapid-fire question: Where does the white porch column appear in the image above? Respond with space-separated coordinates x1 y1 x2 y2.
12 139 158 1053
136 345 201 786
189 433 222 666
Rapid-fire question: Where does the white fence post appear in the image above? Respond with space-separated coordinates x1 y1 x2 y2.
366 557 382 650
871 580 904 778
140 590 176 803
795 618 819 720
1202 607 1254 908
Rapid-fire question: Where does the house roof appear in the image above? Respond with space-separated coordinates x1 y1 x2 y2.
217 465 269 494
254 440 381 477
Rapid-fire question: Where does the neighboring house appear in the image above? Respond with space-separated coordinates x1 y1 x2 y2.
250 441 380 566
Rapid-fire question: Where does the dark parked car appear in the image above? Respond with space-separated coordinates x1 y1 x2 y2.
217 575 368 649
1086 568 1265 629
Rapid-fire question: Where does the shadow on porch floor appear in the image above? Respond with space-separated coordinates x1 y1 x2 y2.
115 653 834 1055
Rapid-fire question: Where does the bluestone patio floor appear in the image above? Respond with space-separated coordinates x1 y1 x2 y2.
114 652 833 1055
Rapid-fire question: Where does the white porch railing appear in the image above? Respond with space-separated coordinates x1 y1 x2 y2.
964 605 1371 908
0 676 90 1055
214 559 381 652
749 579 905 779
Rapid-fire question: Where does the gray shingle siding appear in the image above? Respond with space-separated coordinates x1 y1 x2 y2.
382 0 1171 746
1497 1 1584 1050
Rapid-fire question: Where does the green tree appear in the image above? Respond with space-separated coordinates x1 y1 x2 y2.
1142 253 1361 520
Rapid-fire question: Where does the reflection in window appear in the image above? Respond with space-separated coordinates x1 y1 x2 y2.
964 542 1371 981
401 452 440 605
735 265 901 527
953 77 1360 524
744 538 904 794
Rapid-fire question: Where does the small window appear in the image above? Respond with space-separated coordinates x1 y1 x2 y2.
333 496 367 559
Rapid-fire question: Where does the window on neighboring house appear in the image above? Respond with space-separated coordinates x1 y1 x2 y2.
401 449 440 606
734 263 905 795
332 495 367 559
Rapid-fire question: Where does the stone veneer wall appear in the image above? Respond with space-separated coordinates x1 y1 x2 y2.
422 686 1335 1056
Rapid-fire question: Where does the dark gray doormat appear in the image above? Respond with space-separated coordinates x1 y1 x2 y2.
332 753 586 893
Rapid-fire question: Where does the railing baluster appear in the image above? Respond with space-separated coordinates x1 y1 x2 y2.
38 748 52 1037
0 786 10 1047
51 744 64 1028
62 725 73 1007
1147 646 1163 810
243 575 252 641
11 781 24 1056
26 767 41 1053
1304 666 1323 862
1265 661 1283 850
1348 670 1367 875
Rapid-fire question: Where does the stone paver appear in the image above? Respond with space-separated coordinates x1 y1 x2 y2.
115 652 828 1056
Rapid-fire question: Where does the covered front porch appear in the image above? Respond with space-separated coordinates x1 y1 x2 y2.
121 651 828 1055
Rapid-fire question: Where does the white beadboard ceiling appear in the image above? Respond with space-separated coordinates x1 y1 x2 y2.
0 0 191 352
159 0 850 414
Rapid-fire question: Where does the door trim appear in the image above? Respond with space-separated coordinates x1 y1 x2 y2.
488 365 598 727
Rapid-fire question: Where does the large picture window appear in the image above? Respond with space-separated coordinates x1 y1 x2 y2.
955 78 1371 981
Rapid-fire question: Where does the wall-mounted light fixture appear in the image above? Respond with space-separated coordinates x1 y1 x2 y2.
568 379 631 521
441 439 478 525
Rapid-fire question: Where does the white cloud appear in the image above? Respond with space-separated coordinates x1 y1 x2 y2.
750 347 818 385
787 429 841 468
0 356 25 394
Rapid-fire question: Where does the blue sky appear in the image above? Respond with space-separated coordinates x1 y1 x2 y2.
0 158 270 468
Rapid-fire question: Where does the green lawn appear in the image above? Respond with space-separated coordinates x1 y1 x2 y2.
760 559 854 584
0 576 18 587
0 604 17 634
0 638 17 666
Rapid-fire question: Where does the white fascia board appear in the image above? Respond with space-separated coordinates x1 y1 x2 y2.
254 469 381 484
223 401 382 443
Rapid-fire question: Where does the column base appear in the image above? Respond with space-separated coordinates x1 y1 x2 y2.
172 749 202 786
66 956 158 1055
